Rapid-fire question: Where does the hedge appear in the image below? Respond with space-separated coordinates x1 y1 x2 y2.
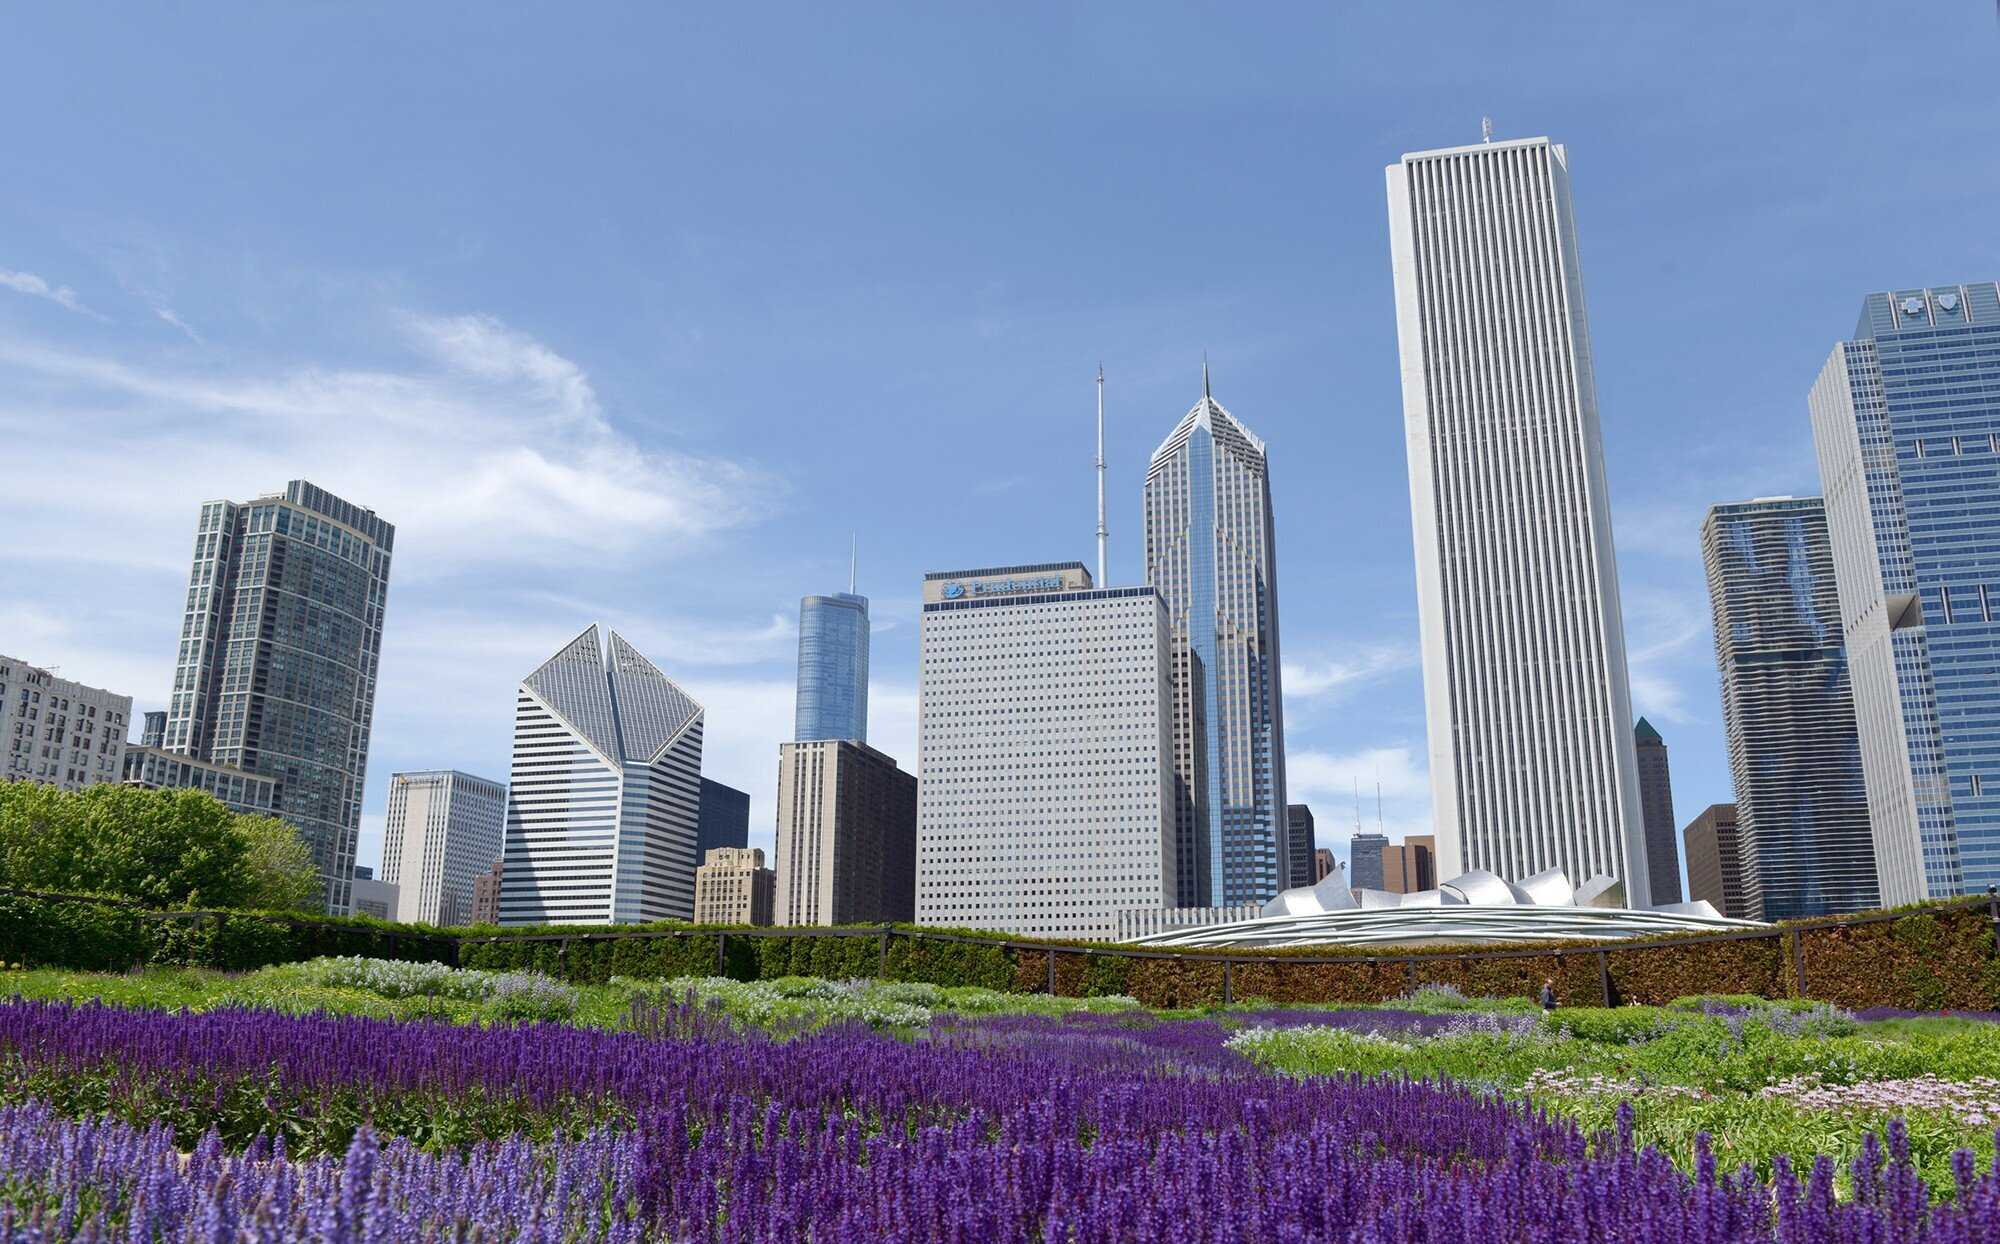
1 886 1996 1015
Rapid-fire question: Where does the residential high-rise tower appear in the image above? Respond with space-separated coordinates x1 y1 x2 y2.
0 656 129 792
1386 136 1649 903
162 481 392 913
1811 283 2000 901
1702 497 1878 919
497 625 704 925
1143 375 1288 907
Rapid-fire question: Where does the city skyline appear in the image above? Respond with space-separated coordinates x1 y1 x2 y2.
3 6 1994 885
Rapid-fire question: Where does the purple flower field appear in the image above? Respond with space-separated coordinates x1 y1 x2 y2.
0 997 1997 1240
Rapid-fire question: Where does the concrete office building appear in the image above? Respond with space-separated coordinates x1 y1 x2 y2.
695 846 776 926
796 592 869 743
1703 497 1878 919
161 481 393 913
1114 903 1260 942
1634 720 1681 905
1383 835 1437 895
497 625 704 925
470 860 504 925
1285 805 1316 891
1349 832 1389 891
1144 376 1289 907
1811 283 2000 901
382 770 507 927
1387 136 1649 905
1684 804 1747 920
350 866 397 921
697 777 751 861
1313 847 1336 884
915 563 1174 939
775 739 916 925
0 656 130 791
123 747 279 818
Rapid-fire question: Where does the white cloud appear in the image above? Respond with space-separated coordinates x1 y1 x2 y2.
152 307 203 343
1621 585 1710 726
1282 643 1416 701
0 267 100 319
0 311 774 578
1285 743 1434 859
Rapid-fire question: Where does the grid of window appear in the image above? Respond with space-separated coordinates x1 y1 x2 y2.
383 771 507 925
914 574 1172 940
0 658 131 791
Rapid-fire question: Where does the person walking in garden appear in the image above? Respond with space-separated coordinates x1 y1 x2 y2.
1540 979 1557 1011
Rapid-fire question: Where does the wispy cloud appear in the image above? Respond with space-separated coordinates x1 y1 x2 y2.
0 267 102 319
1285 743 1434 854
1283 643 1417 701
0 310 777 578
152 307 203 343
1621 585 1711 726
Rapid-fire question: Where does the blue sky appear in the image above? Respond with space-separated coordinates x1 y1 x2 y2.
3 5 1997 882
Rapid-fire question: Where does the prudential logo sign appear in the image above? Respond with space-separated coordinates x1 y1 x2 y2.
941 582 966 599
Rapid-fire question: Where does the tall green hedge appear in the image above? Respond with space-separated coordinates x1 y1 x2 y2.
0 887 1994 1014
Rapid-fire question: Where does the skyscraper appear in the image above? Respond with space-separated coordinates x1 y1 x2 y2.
694 846 776 926
1386 136 1649 904
1702 497 1878 919
1634 720 1681 905
1683 803 1746 920
497 625 704 925
1349 832 1388 891
1382 836 1437 894
697 777 751 860
1143 374 1288 907
915 562 1174 939
1284 804 1316 890
382 770 507 926
775 739 916 926
163 481 392 913
1811 283 2000 901
795 593 869 743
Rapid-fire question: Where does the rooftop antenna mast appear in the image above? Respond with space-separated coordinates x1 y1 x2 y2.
1376 781 1384 835
1353 780 1361 836
1095 363 1107 586
1480 116 1494 144
848 533 857 595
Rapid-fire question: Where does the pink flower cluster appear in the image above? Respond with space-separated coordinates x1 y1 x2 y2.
1761 1075 2000 1127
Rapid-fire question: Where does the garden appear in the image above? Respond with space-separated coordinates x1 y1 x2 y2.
2 956 1999 1239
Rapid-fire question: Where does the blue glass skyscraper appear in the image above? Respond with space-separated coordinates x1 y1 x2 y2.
795 593 869 743
1812 283 2000 902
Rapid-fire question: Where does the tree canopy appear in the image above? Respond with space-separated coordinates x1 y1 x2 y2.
0 781 320 911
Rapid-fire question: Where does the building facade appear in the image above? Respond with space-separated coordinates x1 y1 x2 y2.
350 866 397 920
697 777 751 861
1349 832 1388 891
1143 378 1289 907
469 860 503 925
122 746 278 818
497 625 704 925
161 481 393 913
1284 804 1316 890
0 656 130 791
1810 283 2000 902
774 739 916 925
915 563 1174 939
1313 847 1336 884
1386 137 1649 904
1702 497 1879 919
1382 835 1437 894
1683 804 1746 920
382 770 507 926
796 593 869 743
139 711 165 748
1634 720 1681 905
694 846 776 925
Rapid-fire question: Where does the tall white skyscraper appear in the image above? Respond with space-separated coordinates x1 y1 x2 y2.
497 625 704 925
1385 135 1649 904
914 563 1174 939
1143 375 1289 908
382 769 507 925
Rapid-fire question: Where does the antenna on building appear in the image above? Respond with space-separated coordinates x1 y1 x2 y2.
1095 363 1107 586
1481 116 1494 144
849 532 857 595
1353 779 1361 835
1202 352 1212 401
1376 781 1384 834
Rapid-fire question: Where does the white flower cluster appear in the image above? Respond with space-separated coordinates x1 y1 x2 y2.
1521 1068 1712 1102
1758 1074 2000 1125
296 956 581 1021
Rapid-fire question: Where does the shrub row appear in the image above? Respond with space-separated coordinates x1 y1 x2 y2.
3 886 1996 1014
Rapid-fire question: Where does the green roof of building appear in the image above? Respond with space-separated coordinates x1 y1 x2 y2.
1634 717 1663 745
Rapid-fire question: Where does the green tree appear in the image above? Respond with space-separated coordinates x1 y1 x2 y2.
233 812 320 912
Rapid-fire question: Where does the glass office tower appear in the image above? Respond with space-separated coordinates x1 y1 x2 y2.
1701 497 1878 920
163 480 393 914
1811 283 2000 901
795 593 869 742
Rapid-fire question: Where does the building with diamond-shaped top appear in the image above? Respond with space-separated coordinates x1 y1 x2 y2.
497 625 705 924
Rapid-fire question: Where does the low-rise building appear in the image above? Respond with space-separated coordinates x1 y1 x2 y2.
694 847 775 926
122 746 281 818
469 859 504 925
350 865 398 921
0 656 130 791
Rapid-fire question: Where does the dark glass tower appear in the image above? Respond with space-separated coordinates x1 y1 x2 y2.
164 481 393 914
795 593 869 742
1284 804 1315 890
1633 719 1680 905
1701 496 1878 920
